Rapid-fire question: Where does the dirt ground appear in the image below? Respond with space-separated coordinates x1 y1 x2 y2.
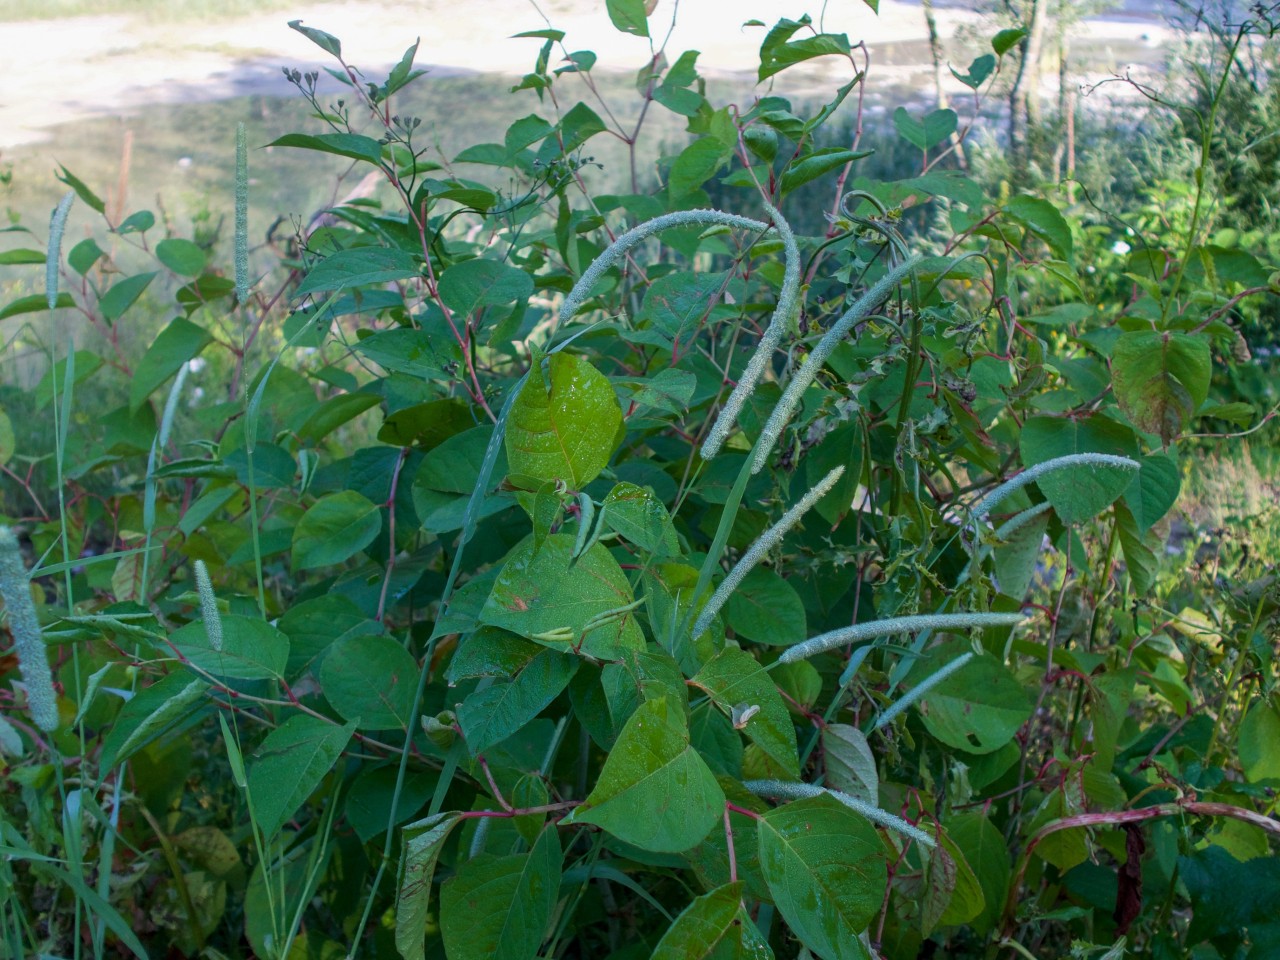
0 0 1175 151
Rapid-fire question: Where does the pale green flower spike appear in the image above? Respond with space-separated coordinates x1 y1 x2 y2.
194 560 223 653
779 611 1025 664
874 651 974 728
700 200 802 462
745 779 936 848
0 527 58 732
751 255 923 474
692 465 844 639
558 209 771 330
235 122 250 305
47 192 75 311
969 453 1140 521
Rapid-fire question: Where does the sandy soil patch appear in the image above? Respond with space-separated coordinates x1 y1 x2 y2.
0 0 1174 151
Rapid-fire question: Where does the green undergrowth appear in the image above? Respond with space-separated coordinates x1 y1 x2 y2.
1 4 1279 960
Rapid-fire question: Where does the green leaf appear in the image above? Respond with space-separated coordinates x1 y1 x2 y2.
602 482 678 555
565 696 725 852
0 248 45 265
413 425 510 533
780 147 872 194
56 165 105 213
946 812 1009 936
992 26 1027 56
481 534 645 662
344 764 437 843
724 568 807 647
637 270 727 344
68 238 104 276
247 714 355 838
457 648 578 755
440 258 533 316
100 271 157 323
1122 452 1180 530
1112 331 1212 445
822 724 877 804
505 352 623 488
757 793 886 960
396 813 462 960
1239 700 1280 783
951 53 996 89
0 409 13 467
893 108 957 151
353 327 459 381
1019 415 1139 523
650 883 761 960
155 238 206 277
129 316 212 411
1005 195 1073 261
904 641 1033 755
921 827 985 935
605 0 649 37
292 490 383 570
691 647 799 777
758 16 851 81
297 392 382 443
319 634 419 730
295 247 417 296
440 825 562 960
992 504 1051 600
669 137 730 198
99 672 208 770
170 615 289 681
116 210 155 235
279 594 382 680
0 292 74 320
287 19 342 56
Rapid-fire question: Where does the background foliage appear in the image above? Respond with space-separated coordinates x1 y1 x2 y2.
1 2 1278 959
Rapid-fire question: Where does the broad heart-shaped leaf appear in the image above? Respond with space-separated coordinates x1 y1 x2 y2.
294 247 418 296
822 724 877 805
920 826 985 936
565 696 725 852
893 107 957 151
457 649 578 756
246 714 355 839
440 825 562 960
481 534 644 662
129 317 212 411
757 794 886 960
353 327 460 381
1019 415 1138 523
946 812 1009 936
343 764 437 842
724 568 807 647
605 0 649 36
669 137 730 198
292 490 382 571
439 257 533 317
100 271 157 323
319 634 419 731
691 648 799 777
396 813 462 960
904 640 1033 755
155 238 206 276
1112 331 1212 445
99 671 208 769
1005 195 1073 261
505 352 622 489
602 482 678 555
170 615 289 680
650 882 772 960
412 425 511 533
267 132 382 165
1239 700 1280 783
992 504 1051 601
806 420 863 525
637 270 727 344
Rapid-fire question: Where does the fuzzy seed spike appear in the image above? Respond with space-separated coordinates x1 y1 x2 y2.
0 528 58 732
